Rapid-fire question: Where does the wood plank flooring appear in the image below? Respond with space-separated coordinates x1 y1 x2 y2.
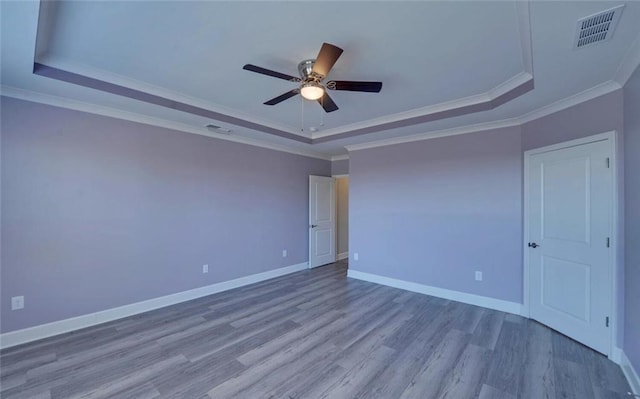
0 261 631 398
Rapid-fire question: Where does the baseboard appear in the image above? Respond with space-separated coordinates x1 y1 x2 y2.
621 351 640 395
0 262 308 349
347 269 524 316
611 347 623 364
337 252 349 261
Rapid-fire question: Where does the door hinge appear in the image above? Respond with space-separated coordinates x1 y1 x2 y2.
606 237 610 248
606 157 610 168
606 316 610 327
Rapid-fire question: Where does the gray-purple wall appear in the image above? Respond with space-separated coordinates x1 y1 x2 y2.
349 90 624 311
0 96 330 333
521 91 624 150
331 159 349 176
623 66 640 375
349 126 524 302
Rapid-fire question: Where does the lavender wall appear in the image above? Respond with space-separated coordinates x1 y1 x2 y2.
349 126 524 302
0 96 330 333
349 90 625 307
522 90 623 150
331 159 349 176
623 66 640 375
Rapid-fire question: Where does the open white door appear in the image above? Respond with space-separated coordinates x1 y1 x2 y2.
309 175 336 268
526 138 612 355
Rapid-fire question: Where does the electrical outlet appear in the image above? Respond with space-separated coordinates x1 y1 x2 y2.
354 253 359 261
202 264 209 273
282 249 287 258
475 271 483 281
11 296 24 310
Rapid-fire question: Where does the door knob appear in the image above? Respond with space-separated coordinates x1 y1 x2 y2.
311 224 318 228
528 242 539 248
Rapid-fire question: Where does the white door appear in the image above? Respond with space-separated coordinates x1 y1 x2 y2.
309 175 336 268
527 139 612 355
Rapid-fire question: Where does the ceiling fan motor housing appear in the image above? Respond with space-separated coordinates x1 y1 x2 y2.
298 59 323 82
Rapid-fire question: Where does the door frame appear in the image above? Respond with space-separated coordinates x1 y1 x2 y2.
522 131 619 360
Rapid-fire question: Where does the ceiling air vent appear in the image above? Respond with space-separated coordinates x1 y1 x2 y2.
205 124 232 134
574 5 624 49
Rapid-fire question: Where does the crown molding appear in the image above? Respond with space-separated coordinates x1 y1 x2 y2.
0 85 331 161
489 72 533 99
345 79 621 152
613 31 640 87
517 80 621 124
345 118 521 152
36 56 305 138
312 91 492 140
5 77 620 158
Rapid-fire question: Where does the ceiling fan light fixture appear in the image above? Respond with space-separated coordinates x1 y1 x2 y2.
300 82 324 100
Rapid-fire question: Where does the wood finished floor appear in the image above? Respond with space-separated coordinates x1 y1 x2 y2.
0 261 631 399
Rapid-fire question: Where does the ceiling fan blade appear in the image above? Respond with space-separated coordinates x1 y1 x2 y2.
317 92 339 113
327 81 382 93
312 43 344 77
243 64 300 82
264 89 300 105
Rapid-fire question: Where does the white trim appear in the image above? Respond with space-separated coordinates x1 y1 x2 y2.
332 174 349 178
523 150 532 318
613 31 640 87
489 72 533 99
0 262 307 349
313 90 493 139
516 1 534 75
611 347 623 364
345 119 521 152
523 131 618 359
330 154 349 161
0 86 332 161
337 252 349 261
347 269 524 316
621 351 640 395
517 80 621 124
523 131 614 156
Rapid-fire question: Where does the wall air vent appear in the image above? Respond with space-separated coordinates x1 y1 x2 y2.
574 5 624 49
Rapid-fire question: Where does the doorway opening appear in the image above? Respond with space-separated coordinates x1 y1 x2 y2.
335 176 349 263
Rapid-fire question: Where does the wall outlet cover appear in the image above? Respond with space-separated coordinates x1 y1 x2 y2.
203 264 209 273
11 296 24 310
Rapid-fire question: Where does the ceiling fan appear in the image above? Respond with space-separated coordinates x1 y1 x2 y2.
243 43 382 113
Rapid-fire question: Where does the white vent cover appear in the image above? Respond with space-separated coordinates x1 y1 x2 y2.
205 124 232 134
574 5 624 49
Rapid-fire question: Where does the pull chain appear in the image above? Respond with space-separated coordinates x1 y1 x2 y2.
300 94 304 132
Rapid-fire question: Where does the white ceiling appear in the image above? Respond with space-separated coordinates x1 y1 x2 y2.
2 1 639 158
